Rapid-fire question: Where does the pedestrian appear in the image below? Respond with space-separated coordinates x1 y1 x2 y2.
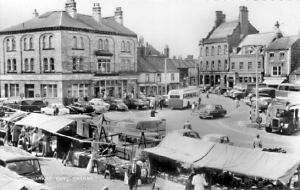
183 120 192 130
150 108 157 117
185 167 196 190
198 96 201 110
127 158 141 190
253 134 263 149
192 169 208 190
63 143 74 166
17 128 28 151
54 105 59 115
4 122 11 145
206 91 209 99
11 123 21 147
159 99 163 110
191 102 195 114
30 128 39 154
235 98 240 108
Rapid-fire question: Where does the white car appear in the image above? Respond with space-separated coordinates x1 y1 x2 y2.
89 99 110 114
41 103 70 115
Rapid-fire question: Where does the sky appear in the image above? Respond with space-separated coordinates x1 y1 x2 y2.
1 0 300 58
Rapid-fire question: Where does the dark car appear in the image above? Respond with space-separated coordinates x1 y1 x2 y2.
199 104 227 119
104 99 128 111
16 99 47 112
96 156 131 179
124 98 148 110
67 101 94 114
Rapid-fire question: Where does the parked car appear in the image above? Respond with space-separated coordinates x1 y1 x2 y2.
172 129 201 139
199 104 227 119
67 101 94 114
96 156 131 179
41 103 70 115
104 99 128 111
124 98 148 110
230 90 245 99
89 101 110 114
250 96 273 112
202 133 234 145
17 99 47 112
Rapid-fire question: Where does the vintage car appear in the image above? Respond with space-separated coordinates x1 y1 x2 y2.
66 101 94 115
14 99 47 113
171 129 201 139
41 103 70 115
96 156 131 179
104 99 128 111
199 104 227 119
124 98 148 110
202 133 234 145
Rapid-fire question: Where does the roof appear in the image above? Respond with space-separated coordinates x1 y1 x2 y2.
144 57 178 73
209 20 239 39
137 57 157 73
266 36 299 51
238 32 276 47
0 146 37 162
169 59 197 69
0 11 136 37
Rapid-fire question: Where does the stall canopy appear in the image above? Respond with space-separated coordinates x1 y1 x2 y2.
263 78 285 86
0 111 28 122
144 133 215 164
15 113 74 133
194 143 300 184
104 112 137 122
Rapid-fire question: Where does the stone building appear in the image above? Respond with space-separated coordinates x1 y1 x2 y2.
198 6 258 87
0 0 138 102
264 36 300 87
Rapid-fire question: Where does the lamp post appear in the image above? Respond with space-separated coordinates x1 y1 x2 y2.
255 46 261 124
164 58 167 94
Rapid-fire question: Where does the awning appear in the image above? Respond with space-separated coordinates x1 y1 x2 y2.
263 78 285 85
104 112 137 122
194 143 300 184
144 133 215 164
0 111 28 122
38 117 74 133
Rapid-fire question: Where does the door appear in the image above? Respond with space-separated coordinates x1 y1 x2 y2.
24 84 34 98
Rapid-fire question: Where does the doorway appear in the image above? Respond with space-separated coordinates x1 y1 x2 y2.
25 84 34 98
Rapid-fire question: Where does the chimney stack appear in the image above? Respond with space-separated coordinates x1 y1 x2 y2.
32 9 39 18
114 7 123 25
92 3 101 23
239 6 249 37
274 21 283 39
65 0 77 18
215 11 225 27
164 45 170 58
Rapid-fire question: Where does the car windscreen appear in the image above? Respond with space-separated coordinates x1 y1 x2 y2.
6 159 41 175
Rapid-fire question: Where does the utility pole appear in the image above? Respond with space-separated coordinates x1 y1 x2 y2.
164 58 167 94
255 46 260 123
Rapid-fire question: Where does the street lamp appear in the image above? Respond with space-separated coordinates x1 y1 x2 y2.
255 46 262 124
164 58 167 94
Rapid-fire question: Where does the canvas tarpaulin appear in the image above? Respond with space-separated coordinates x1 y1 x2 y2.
15 113 52 127
104 112 136 122
144 133 215 164
38 117 74 133
0 111 28 122
194 143 300 184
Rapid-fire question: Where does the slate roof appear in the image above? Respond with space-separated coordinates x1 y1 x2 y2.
0 11 136 36
137 57 157 73
169 59 197 69
266 36 299 51
209 20 239 39
238 32 277 47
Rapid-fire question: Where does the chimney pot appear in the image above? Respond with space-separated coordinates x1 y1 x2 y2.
32 9 39 18
239 6 249 37
115 7 123 25
65 0 77 18
92 2 102 23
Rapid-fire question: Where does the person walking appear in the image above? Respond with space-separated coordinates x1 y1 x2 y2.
206 91 209 99
192 170 208 190
11 123 21 147
127 158 141 190
198 96 201 110
183 120 192 130
191 102 195 115
253 134 263 149
159 99 163 110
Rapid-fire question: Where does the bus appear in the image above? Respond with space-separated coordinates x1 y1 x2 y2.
276 83 300 99
167 87 200 109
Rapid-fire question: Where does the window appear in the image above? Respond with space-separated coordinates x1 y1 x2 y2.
80 37 84 49
205 47 209 56
72 58 77 70
70 84 88 97
49 36 53 49
10 84 19 97
157 73 161 82
239 77 243 83
258 61 262 69
280 52 285 60
231 62 235 70
211 46 214 56
121 41 125 52
218 60 221 70
105 39 109 51
239 62 244 70
24 38 27 50
99 39 103 50
72 57 83 71
224 44 228 55
97 59 111 73
211 61 214 70
6 39 10 51
73 36 77 48
12 38 16 51
126 41 130 52
248 62 252 70
50 58 55 71
30 58 34 72
43 58 48 71
200 61 203 70
269 53 274 60
272 66 282 76
41 84 57 98
206 61 209 70
7 59 11 72
200 47 202 57
24 58 29 72
29 37 33 50
217 45 221 55
145 74 150 82
42 36 46 49
171 73 175 81
224 60 228 70
12 59 16 71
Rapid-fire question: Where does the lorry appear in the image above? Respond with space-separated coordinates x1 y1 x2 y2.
265 98 300 135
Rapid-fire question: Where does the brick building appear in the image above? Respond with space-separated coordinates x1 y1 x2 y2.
198 6 258 87
0 0 138 102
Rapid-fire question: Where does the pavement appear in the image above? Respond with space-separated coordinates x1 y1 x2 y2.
40 93 300 189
